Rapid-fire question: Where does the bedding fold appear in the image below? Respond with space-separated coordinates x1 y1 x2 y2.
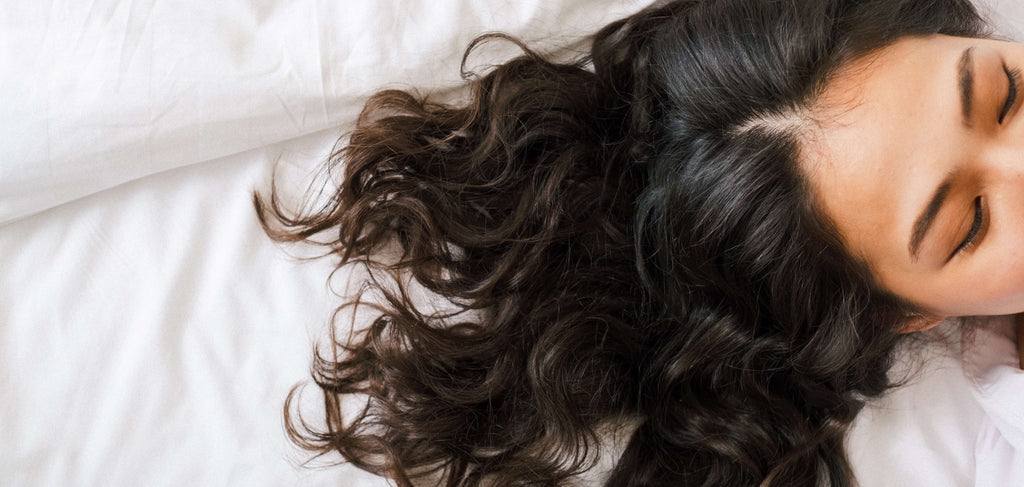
0 0 651 225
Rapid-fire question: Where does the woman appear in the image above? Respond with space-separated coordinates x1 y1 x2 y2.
257 0 1007 485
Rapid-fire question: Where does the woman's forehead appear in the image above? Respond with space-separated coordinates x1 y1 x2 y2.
801 35 973 272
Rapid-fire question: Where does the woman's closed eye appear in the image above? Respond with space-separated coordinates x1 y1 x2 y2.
949 63 1017 260
950 195 986 260
954 62 1022 261
999 64 1021 124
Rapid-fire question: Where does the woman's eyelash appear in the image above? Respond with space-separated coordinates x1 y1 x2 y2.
951 196 984 258
999 64 1021 124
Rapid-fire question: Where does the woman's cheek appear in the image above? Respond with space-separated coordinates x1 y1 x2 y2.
969 230 1024 315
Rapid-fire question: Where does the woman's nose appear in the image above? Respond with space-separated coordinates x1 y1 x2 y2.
990 124 1024 166
986 140 1024 193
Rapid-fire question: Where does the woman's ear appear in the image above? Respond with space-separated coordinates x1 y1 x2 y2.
899 314 945 333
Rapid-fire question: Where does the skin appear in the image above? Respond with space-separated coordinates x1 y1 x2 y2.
803 35 1024 343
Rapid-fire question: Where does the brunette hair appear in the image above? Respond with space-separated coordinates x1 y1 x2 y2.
256 0 988 485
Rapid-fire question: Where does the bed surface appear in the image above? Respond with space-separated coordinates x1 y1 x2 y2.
2 1 1023 485
0 1 651 485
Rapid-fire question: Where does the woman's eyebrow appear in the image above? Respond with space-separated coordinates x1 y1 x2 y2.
907 49 976 262
959 47 975 127
909 172 957 261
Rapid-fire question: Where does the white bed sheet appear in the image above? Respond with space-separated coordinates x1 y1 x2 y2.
0 1 651 485
3 1 1024 486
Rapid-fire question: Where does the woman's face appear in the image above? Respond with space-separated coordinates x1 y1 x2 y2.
805 34 1024 325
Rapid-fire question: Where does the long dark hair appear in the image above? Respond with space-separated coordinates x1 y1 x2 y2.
255 0 988 485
